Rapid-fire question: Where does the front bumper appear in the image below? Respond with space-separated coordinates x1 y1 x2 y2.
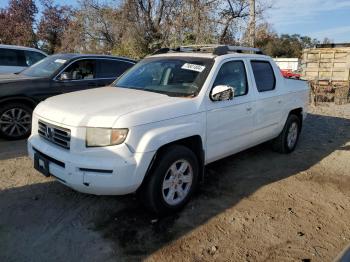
28 134 155 195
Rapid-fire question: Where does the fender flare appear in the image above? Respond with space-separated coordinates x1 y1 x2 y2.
134 122 205 153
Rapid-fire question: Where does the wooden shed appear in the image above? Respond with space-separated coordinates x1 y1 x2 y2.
302 44 350 104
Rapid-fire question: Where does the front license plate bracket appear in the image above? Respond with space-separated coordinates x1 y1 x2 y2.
34 153 50 177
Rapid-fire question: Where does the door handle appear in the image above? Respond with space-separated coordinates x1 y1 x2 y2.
246 107 252 112
278 100 282 104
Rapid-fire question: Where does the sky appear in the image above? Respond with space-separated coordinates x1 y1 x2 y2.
0 0 349 43
265 0 350 42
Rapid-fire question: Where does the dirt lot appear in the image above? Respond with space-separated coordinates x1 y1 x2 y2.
1 104 350 262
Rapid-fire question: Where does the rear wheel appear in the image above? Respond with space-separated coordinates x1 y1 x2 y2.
139 145 199 215
272 114 301 154
0 103 33 140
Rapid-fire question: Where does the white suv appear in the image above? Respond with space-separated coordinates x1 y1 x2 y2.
0 44 47 74
28 45 309 214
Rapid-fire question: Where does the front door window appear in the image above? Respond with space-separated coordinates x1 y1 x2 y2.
213 60 248 97
59 60 96 80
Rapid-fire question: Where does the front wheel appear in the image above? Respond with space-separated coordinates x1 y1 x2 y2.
0 103 33 140
272 114 301 154
139 145 199 215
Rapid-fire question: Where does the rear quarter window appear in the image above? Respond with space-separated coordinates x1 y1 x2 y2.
0 48 26 67
24 51 46 66
251 61 276 92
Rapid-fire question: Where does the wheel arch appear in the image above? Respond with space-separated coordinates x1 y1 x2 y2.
0 96 37 110
137 135 205 193
289 107 303 129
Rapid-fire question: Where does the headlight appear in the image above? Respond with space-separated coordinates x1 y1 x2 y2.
86 128 128 147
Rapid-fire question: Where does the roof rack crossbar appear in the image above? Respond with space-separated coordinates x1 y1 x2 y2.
226 46 263 53
152 45 264 56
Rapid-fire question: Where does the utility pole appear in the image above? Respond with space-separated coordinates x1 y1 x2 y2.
249 0 255 47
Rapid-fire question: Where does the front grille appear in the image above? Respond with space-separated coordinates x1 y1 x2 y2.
38 120 71 149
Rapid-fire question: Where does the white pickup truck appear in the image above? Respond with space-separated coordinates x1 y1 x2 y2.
28 45 309 214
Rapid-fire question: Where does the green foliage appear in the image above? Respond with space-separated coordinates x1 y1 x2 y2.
112 40 148 60
258 33 320 58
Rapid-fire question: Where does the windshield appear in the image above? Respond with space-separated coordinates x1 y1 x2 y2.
20 55 69 77
114 57 214 97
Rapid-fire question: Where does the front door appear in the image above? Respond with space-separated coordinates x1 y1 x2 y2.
206 59 256 163
51 59 100 94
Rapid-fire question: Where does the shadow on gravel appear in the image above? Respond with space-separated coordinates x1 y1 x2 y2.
1 113 350 261
0 138 27 160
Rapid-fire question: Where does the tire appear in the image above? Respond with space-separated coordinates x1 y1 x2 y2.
272 114 301 154
139 145 199 215
0 103 33 140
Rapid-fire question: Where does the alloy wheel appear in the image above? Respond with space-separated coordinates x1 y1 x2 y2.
287 122 298 149
0 108 31 138
162 159 193 206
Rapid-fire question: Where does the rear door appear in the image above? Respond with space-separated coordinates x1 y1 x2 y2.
249 59 285 142
206 59 256 163
95 59 135 86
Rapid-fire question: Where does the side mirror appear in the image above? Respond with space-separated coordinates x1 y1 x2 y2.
210 85 234 101
59 72 70 81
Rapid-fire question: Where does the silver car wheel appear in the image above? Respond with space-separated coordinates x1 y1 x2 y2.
162 159 193 206
287 122 298 149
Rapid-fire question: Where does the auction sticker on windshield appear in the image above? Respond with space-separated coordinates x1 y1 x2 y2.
55 59 67 64
181 63 205 72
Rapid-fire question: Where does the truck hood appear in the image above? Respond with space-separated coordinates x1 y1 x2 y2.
35 86 199 127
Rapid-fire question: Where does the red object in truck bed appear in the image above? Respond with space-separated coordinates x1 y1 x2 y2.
280 69 301 79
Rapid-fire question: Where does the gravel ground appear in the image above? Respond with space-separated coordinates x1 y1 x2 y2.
1 103 350 262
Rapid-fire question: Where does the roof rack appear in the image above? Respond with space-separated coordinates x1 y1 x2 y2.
152 45 264 56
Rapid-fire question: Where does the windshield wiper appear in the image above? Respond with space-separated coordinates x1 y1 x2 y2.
168 92 196 98
143 88 173 96
144 89 196 98
117 85 195 97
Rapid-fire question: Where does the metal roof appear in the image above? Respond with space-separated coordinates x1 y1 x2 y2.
52 53 136 62
0 44 47 55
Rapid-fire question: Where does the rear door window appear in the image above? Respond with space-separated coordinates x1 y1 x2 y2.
97 59 134 79
0 48 26 66
251 61 276 92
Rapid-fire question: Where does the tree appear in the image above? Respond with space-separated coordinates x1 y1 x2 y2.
58 0 275 57
0 0 37 47
0 8 11 44
59 0 126 54
37 0 72 54
218 0 250 44
252 23 319 58
125 0 179 51
217 0 270 44
322 37 333 44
